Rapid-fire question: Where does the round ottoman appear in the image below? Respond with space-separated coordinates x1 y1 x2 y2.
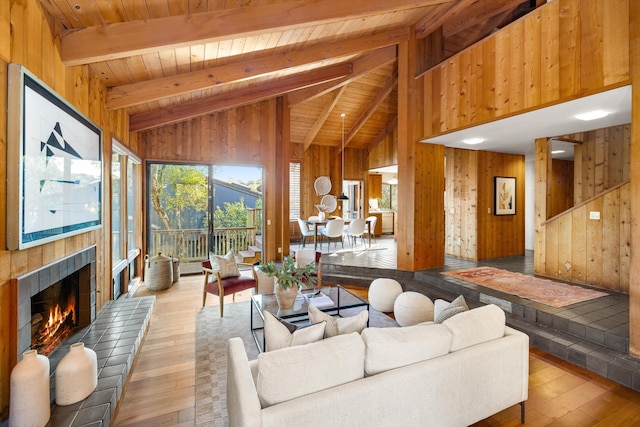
393 291 434 326
368 278 403 312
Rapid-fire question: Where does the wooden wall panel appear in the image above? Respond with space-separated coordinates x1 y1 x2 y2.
0 0 135 419
548 159 575 218
542 182 630 291
476 151 525 260
419 0 630 139
444 148 477 260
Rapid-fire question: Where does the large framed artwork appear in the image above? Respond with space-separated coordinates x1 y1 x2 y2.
7 64 103 250
494 176 516 216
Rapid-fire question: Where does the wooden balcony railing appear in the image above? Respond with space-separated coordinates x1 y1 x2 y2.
149 227 257 261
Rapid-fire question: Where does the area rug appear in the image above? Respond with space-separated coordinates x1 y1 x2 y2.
194 300 396 427
442 266 608 308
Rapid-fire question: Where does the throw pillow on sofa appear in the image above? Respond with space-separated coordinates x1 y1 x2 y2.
308 305 369 338
264 311 326 351
434 295 469 323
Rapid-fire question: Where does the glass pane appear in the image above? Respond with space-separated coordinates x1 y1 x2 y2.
147 163 210 262
112 152 122 261
127 158 137 253
211 165 263 256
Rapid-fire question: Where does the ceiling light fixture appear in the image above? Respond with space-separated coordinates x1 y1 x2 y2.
337 113 349 201
462 138 484 145
575 110 609 121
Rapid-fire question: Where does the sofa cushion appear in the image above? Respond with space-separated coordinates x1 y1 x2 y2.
360 323 452 376
256 332 365 408
264 311 326 351
434 295 469 323
443 304 506 352
209 250 239 278
308 305 369 337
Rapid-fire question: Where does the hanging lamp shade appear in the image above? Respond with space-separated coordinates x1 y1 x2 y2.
339 113 349 201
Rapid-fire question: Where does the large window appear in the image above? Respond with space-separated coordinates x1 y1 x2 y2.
112 139 141 299
290 162 301 220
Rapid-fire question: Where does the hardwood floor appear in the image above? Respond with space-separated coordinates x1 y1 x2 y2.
113 274 640 426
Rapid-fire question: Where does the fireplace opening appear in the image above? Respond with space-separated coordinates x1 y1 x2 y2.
31 271 80 356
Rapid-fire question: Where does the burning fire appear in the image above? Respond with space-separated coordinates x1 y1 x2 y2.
33 296 77 355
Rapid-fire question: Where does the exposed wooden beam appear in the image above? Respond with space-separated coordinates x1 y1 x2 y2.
287 46 397 106
129 63 352 132
367 116 399 151
61 0 448 65
303 86 348 150
551 137 584 144
415 0 475 39
107 28 408 110
344 73 398 147
442 0 523 38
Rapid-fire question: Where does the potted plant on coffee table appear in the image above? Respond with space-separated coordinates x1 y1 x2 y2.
257 255 318 309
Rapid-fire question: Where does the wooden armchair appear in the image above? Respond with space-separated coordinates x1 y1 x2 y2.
202 260 258 316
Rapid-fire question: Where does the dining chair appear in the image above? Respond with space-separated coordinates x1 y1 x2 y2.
297 218 316 248
320 219 344 252
344 218 366 247
364 215 378 244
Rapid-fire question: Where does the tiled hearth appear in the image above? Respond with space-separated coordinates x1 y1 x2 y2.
5 247 155 427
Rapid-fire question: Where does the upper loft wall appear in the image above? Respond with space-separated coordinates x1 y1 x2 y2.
419 0 630 139
0 0 134 420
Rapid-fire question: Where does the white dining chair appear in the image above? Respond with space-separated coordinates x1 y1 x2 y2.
320 219 344 252
344 218 366 247
297 218 316 248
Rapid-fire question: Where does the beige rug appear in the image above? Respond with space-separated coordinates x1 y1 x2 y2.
194 300 396 426
442 266 608 308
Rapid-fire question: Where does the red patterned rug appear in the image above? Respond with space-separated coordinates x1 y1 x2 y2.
442 266 608 308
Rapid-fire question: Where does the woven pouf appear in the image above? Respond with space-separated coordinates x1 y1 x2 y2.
368 278 403 312
393 291 434 326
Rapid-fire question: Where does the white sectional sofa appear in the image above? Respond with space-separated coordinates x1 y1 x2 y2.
227 304 529 427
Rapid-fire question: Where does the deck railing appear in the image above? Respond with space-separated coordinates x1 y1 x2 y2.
149 227 257 261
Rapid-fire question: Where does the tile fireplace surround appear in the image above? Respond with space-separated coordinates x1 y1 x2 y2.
6 246 155 427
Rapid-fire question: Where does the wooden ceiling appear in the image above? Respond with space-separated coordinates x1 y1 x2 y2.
40 0 542 151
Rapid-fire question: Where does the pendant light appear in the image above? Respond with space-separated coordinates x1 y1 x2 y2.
337 112 349 201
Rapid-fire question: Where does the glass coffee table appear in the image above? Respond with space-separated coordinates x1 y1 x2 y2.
250 285 369 352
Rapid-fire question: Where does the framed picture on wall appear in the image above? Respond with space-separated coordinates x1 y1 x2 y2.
494 176 516 216
7 63 103 250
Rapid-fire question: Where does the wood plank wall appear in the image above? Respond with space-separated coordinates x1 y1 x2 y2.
419 0 630 138
549 159 575 219
542 182 630 292
573 125 631 204
445 148 478 260
140 100 283 260
0 0 136 419
540 124 630 292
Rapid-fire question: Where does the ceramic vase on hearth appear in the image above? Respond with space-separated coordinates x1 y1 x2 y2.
55 342 98 405
9 350 50 427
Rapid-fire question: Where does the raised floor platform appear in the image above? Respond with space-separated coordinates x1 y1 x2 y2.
322 254 640 393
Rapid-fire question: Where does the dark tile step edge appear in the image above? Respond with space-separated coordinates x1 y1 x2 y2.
326 265 640 394
414 269 629 353
44 296 156 427
506 315 640 393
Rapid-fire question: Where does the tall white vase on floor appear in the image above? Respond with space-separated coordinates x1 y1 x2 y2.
10 350 50 427
55 342 98 405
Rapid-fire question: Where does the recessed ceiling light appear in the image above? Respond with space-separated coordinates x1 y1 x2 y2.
575 110 609 121
551 150 565 154
462 138 484 145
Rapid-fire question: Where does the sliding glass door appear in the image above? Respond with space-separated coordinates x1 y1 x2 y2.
146 163 263 273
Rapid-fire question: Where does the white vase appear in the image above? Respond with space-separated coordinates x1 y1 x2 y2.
10 350 50 427
55 342 98 405
318 211 326 221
